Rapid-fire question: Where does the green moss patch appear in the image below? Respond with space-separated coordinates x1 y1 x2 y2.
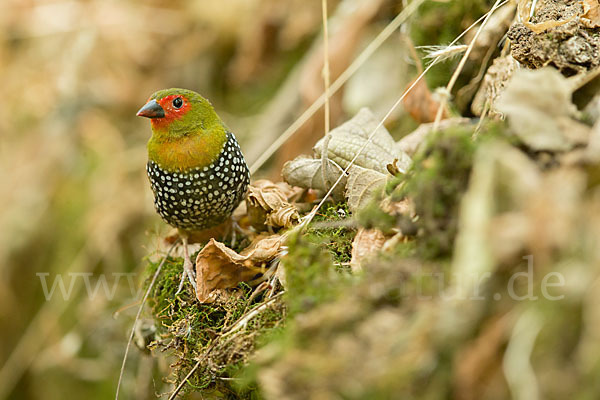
145 255 284 397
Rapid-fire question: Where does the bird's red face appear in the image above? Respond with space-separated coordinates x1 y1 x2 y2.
137 94 192 129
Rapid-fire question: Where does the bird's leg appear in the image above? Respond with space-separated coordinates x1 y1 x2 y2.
229 219 237 249
228 216 250 248
176 233 197 295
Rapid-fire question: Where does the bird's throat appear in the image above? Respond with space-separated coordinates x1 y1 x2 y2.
147 127 227 172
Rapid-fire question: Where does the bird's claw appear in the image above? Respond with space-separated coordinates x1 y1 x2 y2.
175 256 197 295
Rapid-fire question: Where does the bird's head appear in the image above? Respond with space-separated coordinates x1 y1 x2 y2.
138 88 228 171
137 88 223 139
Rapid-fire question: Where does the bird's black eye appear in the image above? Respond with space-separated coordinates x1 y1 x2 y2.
172 97 183 109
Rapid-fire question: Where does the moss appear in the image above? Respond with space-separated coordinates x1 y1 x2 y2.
145 254 283 398
305 202 356 265
283 231 351 316
398 125 478 258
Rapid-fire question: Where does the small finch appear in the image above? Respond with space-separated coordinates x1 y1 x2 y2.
137 88 250 293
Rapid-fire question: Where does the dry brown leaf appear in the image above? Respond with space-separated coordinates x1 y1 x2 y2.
496 68 586 151
284 108 413 204
265 205 300 228
196 235 283 303
345 165 387 213
313 108 412 174
350 228 386 272
402 78 449 123
282 155 347 200
247 180 288 210
581 0 600 28
246 179 300 229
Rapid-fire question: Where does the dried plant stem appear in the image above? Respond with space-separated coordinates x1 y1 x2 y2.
115 240 178 400
248 0 426 175
321 0 333 190
222 293 284 339
322 0 330 137
432 0 504 132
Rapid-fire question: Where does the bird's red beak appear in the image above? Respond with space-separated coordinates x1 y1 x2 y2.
137 99 165 118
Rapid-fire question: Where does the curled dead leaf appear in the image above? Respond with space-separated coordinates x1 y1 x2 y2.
350 228 386 272
386 159 405 176
246 180 300 229
265 204 299 228
581 0 600 28
195 235 282 303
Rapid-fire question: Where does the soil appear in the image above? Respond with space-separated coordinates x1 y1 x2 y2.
508 0 600 75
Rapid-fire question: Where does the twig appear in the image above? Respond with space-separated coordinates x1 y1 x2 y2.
115 240 178 400
248 0 426 175
432 0 504 132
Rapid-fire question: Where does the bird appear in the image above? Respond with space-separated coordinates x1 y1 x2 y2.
137 88 250 293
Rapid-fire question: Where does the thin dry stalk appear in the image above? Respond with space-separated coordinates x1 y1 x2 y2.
321 0 333 190
322 0 331 137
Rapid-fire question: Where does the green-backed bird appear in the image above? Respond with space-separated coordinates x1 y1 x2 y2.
137 88 250 293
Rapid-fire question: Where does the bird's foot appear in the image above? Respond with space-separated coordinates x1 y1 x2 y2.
175 254 197 295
